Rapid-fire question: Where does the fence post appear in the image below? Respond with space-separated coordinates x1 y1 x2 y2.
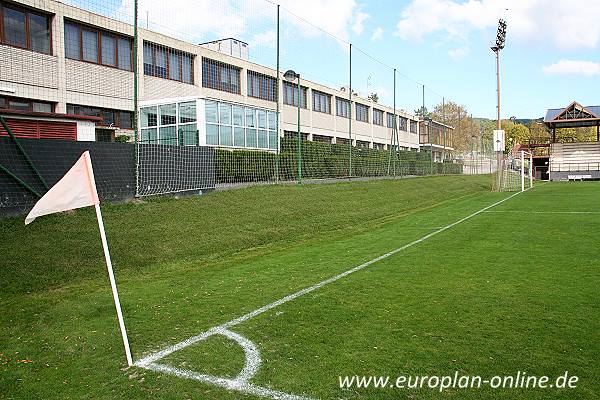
133 0 140 197
275 4 280 183
348 43 352 179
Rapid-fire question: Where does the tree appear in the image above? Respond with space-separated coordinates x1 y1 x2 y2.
429 101 474 152
368 93 379 103
506 123 530 148
528 122 549 140
555 127 597 142
414 106 430 119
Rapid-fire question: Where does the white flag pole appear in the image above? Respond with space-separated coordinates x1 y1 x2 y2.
94 202 133 367
83 152 133 367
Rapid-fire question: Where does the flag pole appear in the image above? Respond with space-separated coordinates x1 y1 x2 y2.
94 202 133 367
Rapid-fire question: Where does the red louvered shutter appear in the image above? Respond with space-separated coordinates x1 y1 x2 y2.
0 119 39 138
38 121 77 140
0 119 77 140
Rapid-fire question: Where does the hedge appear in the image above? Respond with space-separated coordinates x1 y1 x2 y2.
214 138 462 183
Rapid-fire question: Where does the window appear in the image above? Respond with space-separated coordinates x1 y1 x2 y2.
373 109 384 126
117 37 131 70
247 71 277 102
284 131 308 141
387 113 396 128
1 4 50 54
356 140 370 149
64 22 80 59
67 104 133 128
283 82 307 108
142 41 193 83
169 52 181 81
313 90 331 114
336 97 350 118
153 47 166 78
356 103 368 123
140 101 198 145
312 134 332 144
101 33 116 66
64 21 132 71
205 100 276 149
373 142 385 150
82 28 98 62
202 57 239 93
399 116 408 131
410 120 418 134
8 99 28 111
0 96 54 112
32 101 52 113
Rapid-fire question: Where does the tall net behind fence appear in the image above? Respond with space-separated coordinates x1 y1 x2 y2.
1 0 468 217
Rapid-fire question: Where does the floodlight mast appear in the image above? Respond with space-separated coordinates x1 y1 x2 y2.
492 19 507 190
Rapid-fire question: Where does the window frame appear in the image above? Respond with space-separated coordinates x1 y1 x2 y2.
312 90 331 114
247 70 277 102
282 81 307 109
206 100 277 150
64 19 133 72
0 2 52 55
202 57 240 94
144 42 194 84
387 112 397 129
399 116 408 131
373 109 384 126
66 103 133 129
336 97 350 118
355 103 369 123
410 120 418 134
0 95 54 113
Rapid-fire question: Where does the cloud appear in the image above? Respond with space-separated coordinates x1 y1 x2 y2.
395 0 600 51
371 27 384 41
542 60 600 76
448 46 469 60
115 0 259 42
352 11 369 35
115 0 364 45
278 0 364 41
251 30 276 48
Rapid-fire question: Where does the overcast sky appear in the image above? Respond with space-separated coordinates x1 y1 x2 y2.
102 0 600 119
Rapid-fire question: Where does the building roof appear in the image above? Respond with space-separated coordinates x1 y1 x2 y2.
544 101 600 129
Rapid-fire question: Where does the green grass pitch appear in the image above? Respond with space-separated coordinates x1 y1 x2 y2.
1 176 599 399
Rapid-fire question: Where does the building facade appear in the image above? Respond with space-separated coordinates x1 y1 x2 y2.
0 0 446 152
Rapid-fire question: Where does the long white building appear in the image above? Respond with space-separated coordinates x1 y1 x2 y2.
0 0 453 153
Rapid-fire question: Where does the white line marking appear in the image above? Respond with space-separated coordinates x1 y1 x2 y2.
136 189 529 399
145 362 314 400
484 210 600 214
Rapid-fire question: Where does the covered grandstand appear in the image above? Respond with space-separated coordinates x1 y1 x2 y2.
544 101 600 181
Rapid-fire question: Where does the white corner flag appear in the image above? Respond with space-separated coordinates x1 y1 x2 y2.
25 151 133 366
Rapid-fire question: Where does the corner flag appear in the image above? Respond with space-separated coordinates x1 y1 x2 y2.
25 151 99 224
25 151 133 366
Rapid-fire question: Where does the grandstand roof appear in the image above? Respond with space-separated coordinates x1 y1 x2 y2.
544 101 600 129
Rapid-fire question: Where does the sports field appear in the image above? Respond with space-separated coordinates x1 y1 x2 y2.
1 176 599 399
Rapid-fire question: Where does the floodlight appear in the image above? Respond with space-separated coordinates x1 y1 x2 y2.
495 19 507 49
